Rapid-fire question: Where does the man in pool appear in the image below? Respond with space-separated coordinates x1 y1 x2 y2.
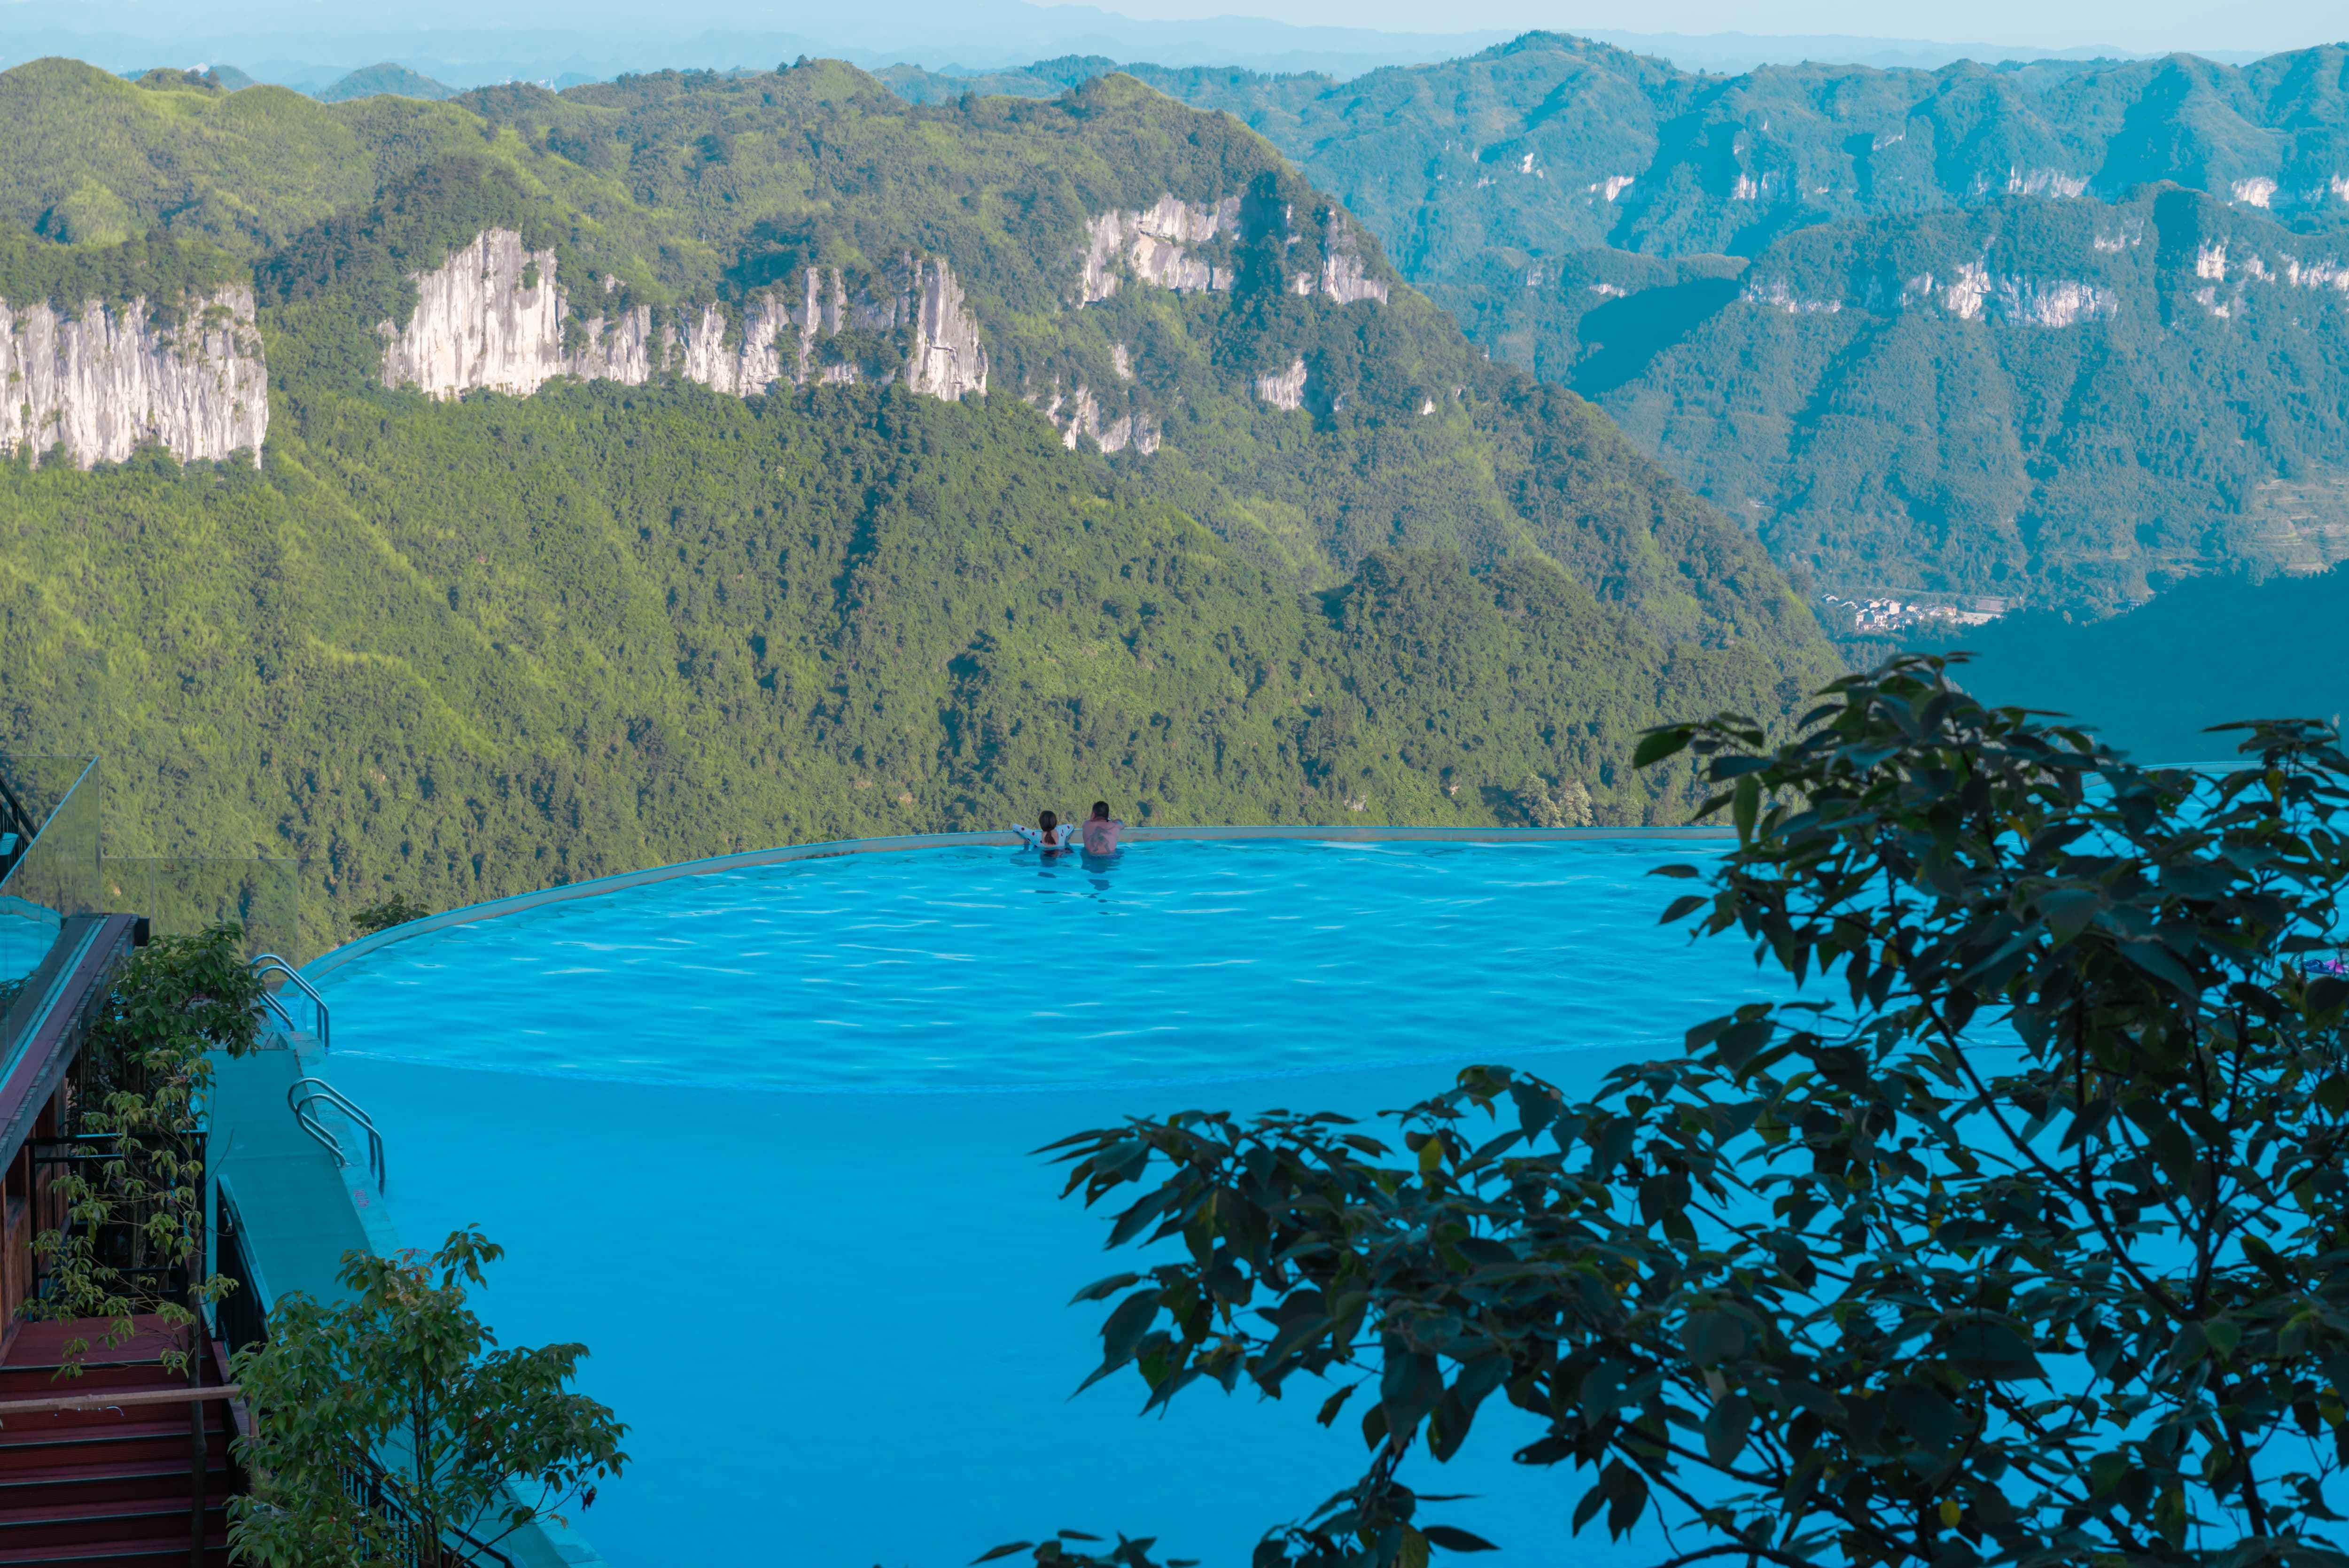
1012 809 1078 852
1081 800 1123 855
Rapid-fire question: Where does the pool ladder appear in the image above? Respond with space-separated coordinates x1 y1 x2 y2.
289 1076 386 1191
252 953 331 1052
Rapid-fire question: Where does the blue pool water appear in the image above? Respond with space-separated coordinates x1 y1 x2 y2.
317 839 1780 1568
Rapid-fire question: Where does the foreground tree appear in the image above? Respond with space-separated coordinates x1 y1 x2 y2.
229 1228 628 1568
1034 656 2349 1567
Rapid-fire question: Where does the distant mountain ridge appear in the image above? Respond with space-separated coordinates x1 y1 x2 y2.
1932 566 2349 762
886 34 2349 613
8 0 1514 90
317 63 459 102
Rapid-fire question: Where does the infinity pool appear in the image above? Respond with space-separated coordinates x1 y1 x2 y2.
316 838 1779 1567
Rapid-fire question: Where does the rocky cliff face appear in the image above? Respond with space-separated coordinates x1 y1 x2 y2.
1743 264 2122 327
379 231 988 404
1079 196 1392 309
0 288 268 468
1254 357 1308 410
1035 381 1160 454
1081 196 1239 303
904 259 990 400
1049 198 1386 447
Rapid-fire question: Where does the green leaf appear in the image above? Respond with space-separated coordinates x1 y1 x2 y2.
1068 1273 1141 1305
1945 1319 2044 1380
1683 1308 1748 1366
1381 1348 1445 1435
1632 727 1691 768
1731 775 1760 842
1420 1526 1499 1552
1315 1382 1358 1428
2037 887 2101 944
1890 1382 1960 1451
1703 1393 1753 1468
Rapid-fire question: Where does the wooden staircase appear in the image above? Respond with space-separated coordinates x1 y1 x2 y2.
0 1322 236 1568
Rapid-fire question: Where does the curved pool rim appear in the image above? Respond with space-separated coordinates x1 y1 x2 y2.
289 827 1766 1565
300 823 1734 981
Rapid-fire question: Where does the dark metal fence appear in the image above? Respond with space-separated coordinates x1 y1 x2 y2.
0 765 36 885
25 1131 198 1310
213 1193 515 1568
338 1449 517 1568
211 1188 268 1364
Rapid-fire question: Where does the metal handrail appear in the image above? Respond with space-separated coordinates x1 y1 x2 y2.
288 1076 385 1191
251 953 329 1051
259 988 303 1038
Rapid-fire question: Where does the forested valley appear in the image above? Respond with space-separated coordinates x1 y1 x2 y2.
0 58 1833 925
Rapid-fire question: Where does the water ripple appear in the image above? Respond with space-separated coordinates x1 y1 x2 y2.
320 840 1783 1092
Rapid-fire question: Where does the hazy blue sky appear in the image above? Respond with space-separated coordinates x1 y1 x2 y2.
13 0 2335 76
1085 0 2330 54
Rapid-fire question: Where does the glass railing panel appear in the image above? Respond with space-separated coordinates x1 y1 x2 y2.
0 755 101 990
99 856 303 964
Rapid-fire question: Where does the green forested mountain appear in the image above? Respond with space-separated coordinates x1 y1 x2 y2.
317 63 460 103
1580 192 2349 606
0 58 1834 934
887 37 2349 613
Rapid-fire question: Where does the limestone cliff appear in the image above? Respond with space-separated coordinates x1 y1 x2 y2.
904 259 989 401
1079 196 1390 309
1060 198 1386 443
1313 221 1390 305
1081 196 1239 302
379 231 988 404
1254 357 1308 411
0 288 268 468
1034 381 1159 454
1741 262 2120 327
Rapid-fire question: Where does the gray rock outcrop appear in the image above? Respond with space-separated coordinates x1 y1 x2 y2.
1316 222 1390 305
904 258 989 400
380 230 988 404
0 288 268 468
1081 196 1240 303
1079 196 1391 310
1035 381 1159 454
1254 357 1308 411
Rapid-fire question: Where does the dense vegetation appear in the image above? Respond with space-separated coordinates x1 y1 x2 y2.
1592 192 2349 608
232 1228 625 1568
316 63 459 103
1033 661 2349 1566
0 221 245 311
0 58 1836 940
31 924 262 1375
887 37 2349 613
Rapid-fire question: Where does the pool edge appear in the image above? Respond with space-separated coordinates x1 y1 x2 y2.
302 824 1733 982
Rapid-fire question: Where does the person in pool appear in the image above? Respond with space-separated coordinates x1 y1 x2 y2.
1081 800 1123 855
1012 809 1078 852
